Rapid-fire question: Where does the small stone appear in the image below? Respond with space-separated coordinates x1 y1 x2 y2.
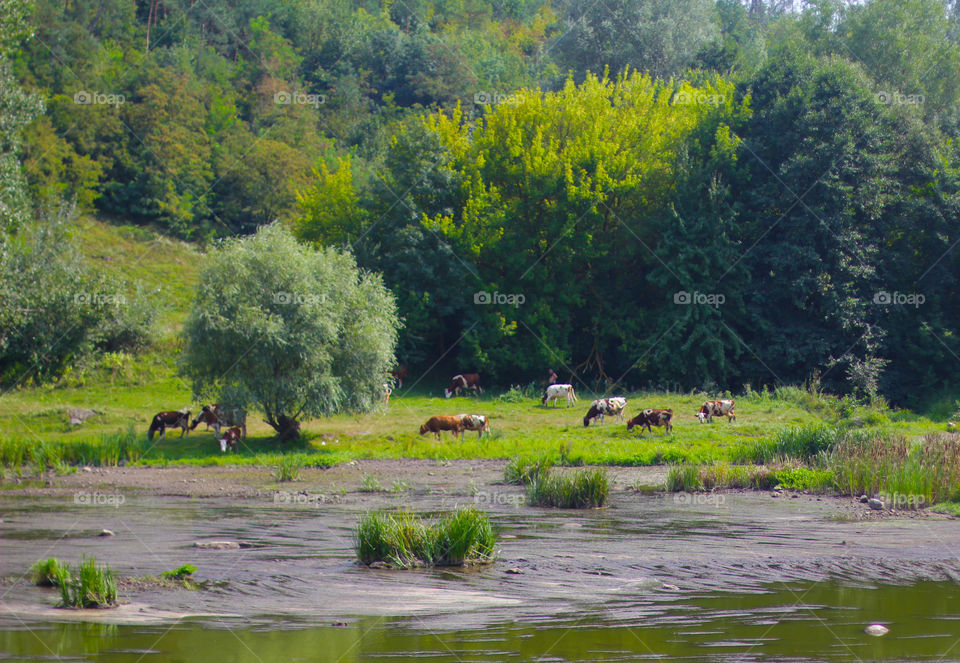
368 561 389 569
771 492 780 498
773 485 783 491
791 494 799 499
81 466 92 473
505 568 523 575
859 495 869 503
194 540 240 549
868 498 884 511
99 529 114 537
865 624 889 636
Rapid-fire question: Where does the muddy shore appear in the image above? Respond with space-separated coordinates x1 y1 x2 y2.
1 460 958 626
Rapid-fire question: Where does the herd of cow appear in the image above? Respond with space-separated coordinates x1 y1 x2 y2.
418 374 738 440
145 371 738 452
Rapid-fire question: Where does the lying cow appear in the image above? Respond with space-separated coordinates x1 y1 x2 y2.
419 415 463 440
444 373 482 398
148 409 191 441
583 397 627 426
697 399 736 423
457 414 490 439
218 427 242 453
627 408 673 434
190 404 247 440
542 383 577 407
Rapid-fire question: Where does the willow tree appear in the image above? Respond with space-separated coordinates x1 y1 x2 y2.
181 223 399 439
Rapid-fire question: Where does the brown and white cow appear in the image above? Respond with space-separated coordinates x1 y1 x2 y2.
218 427 243 453
190 404 247 440
419 415 463 440
627 408 673 434
697 399 736 423
542 384 577 407
444 373 482 398
148 410 191 441
583 397 627 426
456 414 490 439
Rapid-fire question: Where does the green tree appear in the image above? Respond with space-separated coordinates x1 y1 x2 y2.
181 223 400 439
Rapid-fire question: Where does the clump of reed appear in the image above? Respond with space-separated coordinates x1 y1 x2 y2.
355 508 496 568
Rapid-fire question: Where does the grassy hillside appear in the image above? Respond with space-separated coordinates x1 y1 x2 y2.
0 218 947 473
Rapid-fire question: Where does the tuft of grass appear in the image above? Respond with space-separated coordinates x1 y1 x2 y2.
56 556 118 608
504 454 553 485
31 558 65 587
667 463 833 493
359 474 384 492
666 465 704 492
354 508 496 568
390 480 410 493
527 468 609 508
274 455 305 482
161 564 197 580
730 425 840 465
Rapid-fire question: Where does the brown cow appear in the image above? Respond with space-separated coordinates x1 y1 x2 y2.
148 410 191 441
390 365 408 389
218 427 242 452
456 414 490 440
444 373 482 398
419 415 463 440
697 399 736 423
190 404 247 440
627 408 673 434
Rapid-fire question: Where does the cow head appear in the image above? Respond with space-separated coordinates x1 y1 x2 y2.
444 388 453 399
419 424 430 435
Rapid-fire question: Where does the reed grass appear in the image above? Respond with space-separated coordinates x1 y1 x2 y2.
355 508 496 568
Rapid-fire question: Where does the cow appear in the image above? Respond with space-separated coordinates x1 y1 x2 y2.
419 415 463 440
697 399 736 423
148 410 191 441
390 365 408 389
444 373 482 398
542 384 577 407
190 404 247 440
627 408 673 434
218 427 243 453
583 397 628 426
456 414 490 439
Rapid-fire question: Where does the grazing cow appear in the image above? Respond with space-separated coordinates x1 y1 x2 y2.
456 414 490 439
627 408 673 434
190 404 248 440
218 427 242 453
696 399 736 423
542 384 577 407
390 366 408 389
444 373 483 398
419 415 463 440
583 397 628 426
148 410 191 441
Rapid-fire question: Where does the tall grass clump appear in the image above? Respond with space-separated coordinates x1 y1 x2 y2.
666 463 832 493
355 508 496 568
55 556 118 608
527 468 609 508
31 558 65 587
274 455 305 482
504 454 552 485
730 425 840 464
832 433 960 507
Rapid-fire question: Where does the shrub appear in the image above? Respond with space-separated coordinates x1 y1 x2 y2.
355 508 496 568
56 556 118 608
31 558 64 587
527 468 609 508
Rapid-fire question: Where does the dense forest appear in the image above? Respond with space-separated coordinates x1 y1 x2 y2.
2 0 959 407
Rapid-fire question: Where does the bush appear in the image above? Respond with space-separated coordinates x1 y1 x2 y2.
527 468 609 508
355 508 496 568
56 556 118 608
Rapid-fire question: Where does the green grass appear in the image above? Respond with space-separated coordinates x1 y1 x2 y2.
359 475 384 492
354 508 497 568
161 564 197 581
527 468 609 508
31 558 65 587
274 454 305 482
666 463 834 493
504 454 553 485
53 556 118 609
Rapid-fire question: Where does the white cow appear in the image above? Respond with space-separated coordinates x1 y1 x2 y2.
542 384 577 407
456 414 490 439
697 399 736 423
583 397 627 426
